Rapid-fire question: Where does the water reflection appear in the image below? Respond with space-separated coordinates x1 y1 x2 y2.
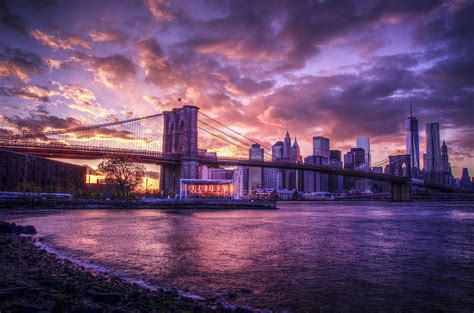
6 202 474 312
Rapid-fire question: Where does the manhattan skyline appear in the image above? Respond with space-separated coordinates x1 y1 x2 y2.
0 0 473 176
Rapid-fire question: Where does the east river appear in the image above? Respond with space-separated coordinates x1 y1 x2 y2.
3 202 474 312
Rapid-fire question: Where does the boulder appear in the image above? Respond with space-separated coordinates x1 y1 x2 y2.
0 221 14 234
0 221 37 235
19 225 37 235
91 292 122 305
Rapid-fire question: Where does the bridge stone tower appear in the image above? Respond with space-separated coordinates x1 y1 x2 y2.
160 105 199 194
388 155 411 177
388 154 412 201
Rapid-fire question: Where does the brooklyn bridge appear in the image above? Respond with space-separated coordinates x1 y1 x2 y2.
0 105 466 201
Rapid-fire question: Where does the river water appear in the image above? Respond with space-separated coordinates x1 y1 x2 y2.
3 202 474 312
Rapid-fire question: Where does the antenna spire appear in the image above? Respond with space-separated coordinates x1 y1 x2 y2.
409 98 413 117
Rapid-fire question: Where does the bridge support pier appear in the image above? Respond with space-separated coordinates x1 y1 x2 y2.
160 160 199 196
160 164 181 195
390 182 412 202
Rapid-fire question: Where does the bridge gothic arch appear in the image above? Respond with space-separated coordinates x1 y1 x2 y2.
388 154 411 177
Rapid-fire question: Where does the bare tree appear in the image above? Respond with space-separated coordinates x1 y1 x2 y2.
97 156 146 197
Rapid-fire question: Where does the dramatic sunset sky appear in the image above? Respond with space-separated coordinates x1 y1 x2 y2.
0 0 472 176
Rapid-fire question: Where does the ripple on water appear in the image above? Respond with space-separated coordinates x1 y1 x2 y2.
3 203 474 312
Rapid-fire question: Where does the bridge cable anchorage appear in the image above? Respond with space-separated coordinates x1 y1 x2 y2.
198 111 272 151
2 113 164 140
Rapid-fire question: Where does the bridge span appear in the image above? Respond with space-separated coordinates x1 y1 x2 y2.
0 105 468 201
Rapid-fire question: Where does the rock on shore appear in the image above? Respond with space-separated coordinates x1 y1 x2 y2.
0 225 254 312
0 221 37 234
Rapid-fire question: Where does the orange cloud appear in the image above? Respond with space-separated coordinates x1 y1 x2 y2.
29 29 91 51
143 0 174 21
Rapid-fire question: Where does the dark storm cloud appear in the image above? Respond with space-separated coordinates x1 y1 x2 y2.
0 0 29 34
0 85 53 102
183 0 443 72
4 112 83 133
415 1 474 85
0 48 45 82
246 53 425 142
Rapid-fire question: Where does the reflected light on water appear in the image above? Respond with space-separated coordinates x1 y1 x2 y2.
6 202 474 312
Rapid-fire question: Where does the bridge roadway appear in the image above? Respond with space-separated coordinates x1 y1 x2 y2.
0 142 466 193
0 141 407 183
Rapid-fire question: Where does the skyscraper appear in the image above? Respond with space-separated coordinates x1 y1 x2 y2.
313 136 330 161
343 152 353 169
283 131 292 160
272 141 284 161
405 103 420 171
351 148 366 170
425 122 441 172
356 136 371 169
460 168 472 191
329 150 342 162
328 150 343 194
440 141 451 173
233 166 248 197
291 137 302 162
248 143 264 193
304 155 328 192
269 141 284 190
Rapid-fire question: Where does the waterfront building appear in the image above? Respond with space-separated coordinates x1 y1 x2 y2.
343 148 366 191
343 152 353 169
356 136 371 169
0 149 86 193
201 166 234 180
351 148 366 170
330 150 341 162
248 143 264 193
272 141 284 160
268 141 284 190
303 155 328 192
233 166 249 197
313 136 330 160
405 104 420 172
425 122 441 173
440 141 454 185
460 168 472 191
328 150 343 194
180 179 233 199
282 131 294 189
328 159 343 194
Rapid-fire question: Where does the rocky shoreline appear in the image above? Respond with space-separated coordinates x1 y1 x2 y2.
0 222 254 313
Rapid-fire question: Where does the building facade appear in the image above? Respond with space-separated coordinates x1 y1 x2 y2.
460 168 472 191
405 105 420 172
313 136 330 160
248 143 264 193
303 155 328 192
356 136 371 169
0 150 86 192
425 122 441 173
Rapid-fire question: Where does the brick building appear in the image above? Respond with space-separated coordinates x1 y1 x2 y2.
0 150 86 192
